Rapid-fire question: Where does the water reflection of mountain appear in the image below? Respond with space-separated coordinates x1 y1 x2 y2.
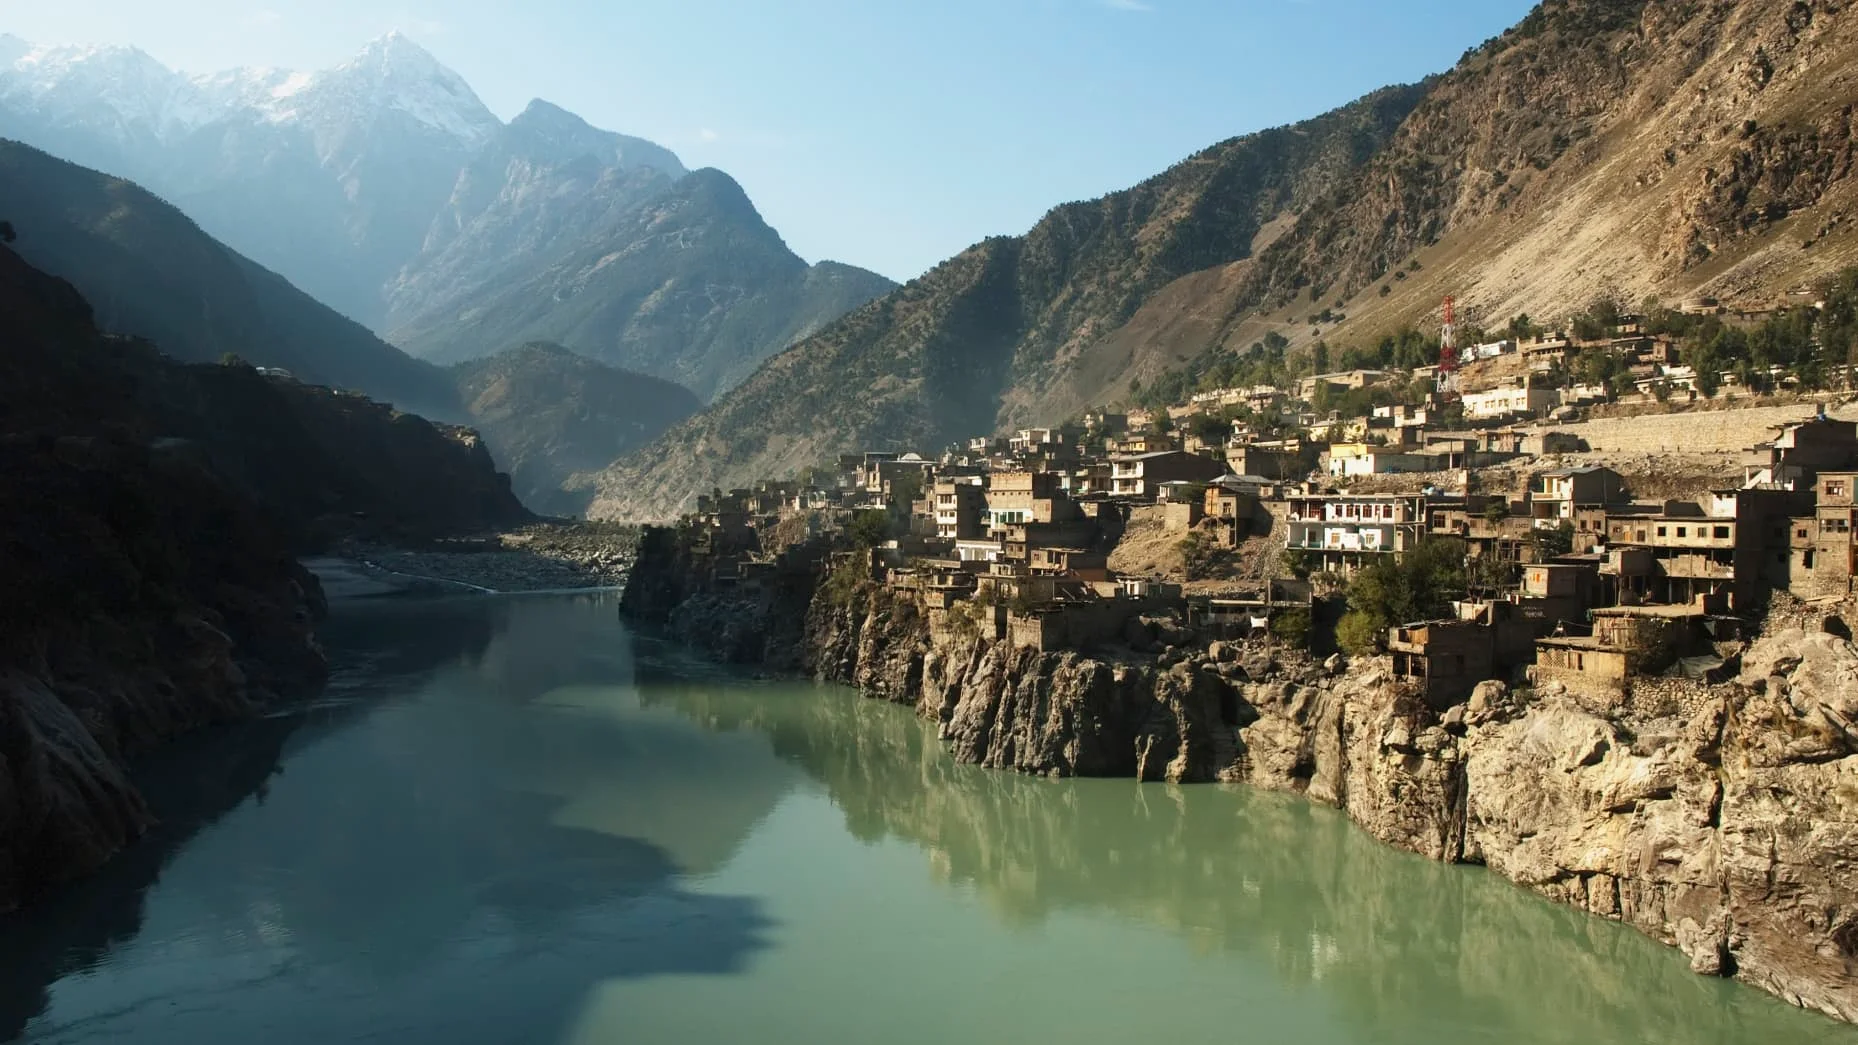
634 645 1853 1045
6 596 791 1045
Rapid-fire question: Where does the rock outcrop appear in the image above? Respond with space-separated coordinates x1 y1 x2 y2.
622 528 1858 1023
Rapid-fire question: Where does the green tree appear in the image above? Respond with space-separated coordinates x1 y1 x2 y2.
1312 341 1331 374
847 510 891 548
1335 539 1467 655
1483 500 1510 524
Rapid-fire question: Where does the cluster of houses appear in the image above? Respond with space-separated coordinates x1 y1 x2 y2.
1382 412 1858 708
668 311 1858 710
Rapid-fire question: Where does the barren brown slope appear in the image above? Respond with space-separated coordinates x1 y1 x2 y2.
1253 0 1858 350
584 87 1427 519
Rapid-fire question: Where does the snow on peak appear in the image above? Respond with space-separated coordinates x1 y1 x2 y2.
295 32 500 145
0 32 499 148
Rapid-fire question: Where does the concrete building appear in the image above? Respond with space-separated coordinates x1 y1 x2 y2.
1529 466 1626 525
1286 493 1424 571
1109 451 1227 500
1462 380 1559 422
932 478 986 540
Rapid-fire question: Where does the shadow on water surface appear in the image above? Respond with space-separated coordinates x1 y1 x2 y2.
3 594 778 1045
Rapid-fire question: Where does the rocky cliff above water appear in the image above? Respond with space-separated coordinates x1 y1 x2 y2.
621 527 1858 1023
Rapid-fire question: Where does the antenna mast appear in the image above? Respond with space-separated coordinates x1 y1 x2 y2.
1436 295 1461 398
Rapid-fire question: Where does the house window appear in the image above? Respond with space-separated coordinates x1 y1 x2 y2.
1799 528 1811 539
1656 526 1667 538
1676 526 1688 538
1830 481 1847 498
1713 526 1730 539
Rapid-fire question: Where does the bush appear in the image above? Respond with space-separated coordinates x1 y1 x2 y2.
1270 607 1312 650
1335 610 1384 656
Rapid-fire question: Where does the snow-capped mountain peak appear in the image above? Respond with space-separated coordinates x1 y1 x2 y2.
0 33 498 147
288 32 499 146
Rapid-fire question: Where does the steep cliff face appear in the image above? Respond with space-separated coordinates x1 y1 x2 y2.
805 585 1242 782
622 531 1858 1022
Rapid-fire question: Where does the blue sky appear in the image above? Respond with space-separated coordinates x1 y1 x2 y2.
10 0 1537 282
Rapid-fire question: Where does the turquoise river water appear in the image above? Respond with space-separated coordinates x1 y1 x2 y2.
3 592 1855 1044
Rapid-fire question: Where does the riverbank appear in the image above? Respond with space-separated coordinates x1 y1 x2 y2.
620 527 1858 1025
329 522 639 595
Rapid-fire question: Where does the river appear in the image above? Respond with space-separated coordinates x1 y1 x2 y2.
3 593 1854 1044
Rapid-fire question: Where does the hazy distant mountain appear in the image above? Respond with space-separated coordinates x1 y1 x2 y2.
452 342 701 515
396 167 897 400
0 139 457 415
382 99 686 333
0 32 499 325
0 33 890 400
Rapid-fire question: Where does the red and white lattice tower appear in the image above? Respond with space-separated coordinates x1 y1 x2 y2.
1436 295 1461 398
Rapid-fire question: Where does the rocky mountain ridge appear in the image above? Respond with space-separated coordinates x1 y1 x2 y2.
399 166 895 401
592 0 1858 521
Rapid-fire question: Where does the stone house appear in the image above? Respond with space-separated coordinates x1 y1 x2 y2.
1793 470 1858 597
1389 618 1496 708
1226 443 1314 481
1744 414 1858 489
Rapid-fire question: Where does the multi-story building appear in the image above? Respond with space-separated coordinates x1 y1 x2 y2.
1600 488 1799 610
985 470 1078 527
932 478 986 540
1109 450 1226 500
1795 470 1858 597
1286 493 1426 572
1462 379 1559 422
1744 414 1858 489
1528 466 1626 525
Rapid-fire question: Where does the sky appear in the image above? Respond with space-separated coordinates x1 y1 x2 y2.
6 0 1538 283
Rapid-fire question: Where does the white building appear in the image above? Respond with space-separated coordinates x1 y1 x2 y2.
1462 382 1559 421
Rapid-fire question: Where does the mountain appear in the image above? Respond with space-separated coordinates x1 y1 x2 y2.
583 84 1427 519
394 167 897 400
0 32 501 325
453 343 701 515
0 35 892 401
384 99 686 330
589 0 1858 520
0 138 459 415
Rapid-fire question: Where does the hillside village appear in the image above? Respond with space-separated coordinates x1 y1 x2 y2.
657 303 1858 709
